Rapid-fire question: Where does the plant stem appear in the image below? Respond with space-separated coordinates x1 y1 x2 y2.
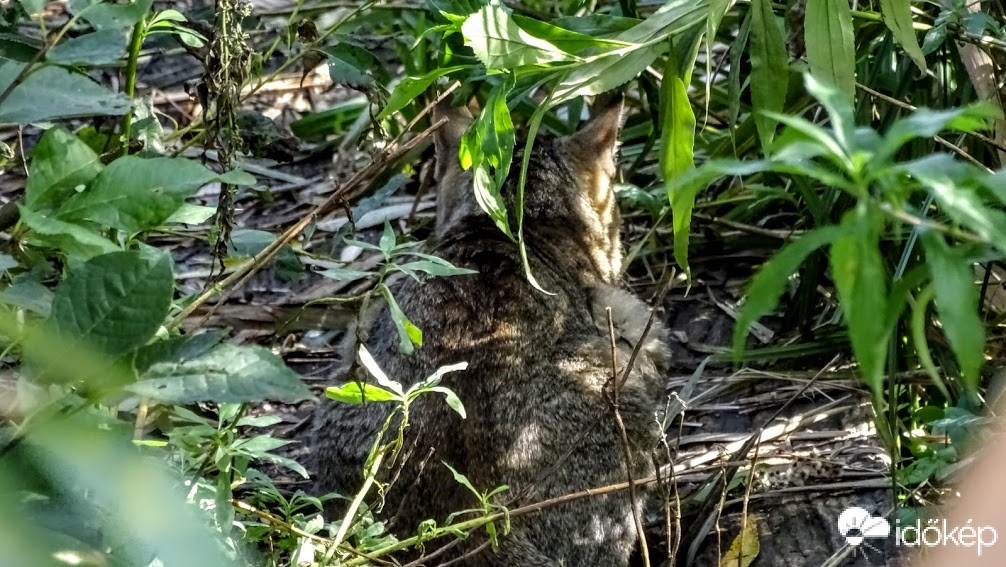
121 19 146 154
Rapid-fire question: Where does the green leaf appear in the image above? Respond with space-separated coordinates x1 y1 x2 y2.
512 13 630 51
921 233 984 395
0 64 130 124
376 65 469 121
460 77 516 238
323 42 384 89
357 343 405 396
461 0 574 68
76 0 153 30
380 285 422 354
805 0 856 104
19 207 120 259
667 160 771 278
326 382 400 404
877 103 999 164
58 156 254 232
133 330 226 375
18 0 46 16
443 462 481 499
659 43 697 183
163 203 216 225
0 275 53 316
903 155 1006 254
25 126 103 212
429 385 467 418
130 343 312 403
317 266 374 281
47 29 128 66
396 260 478 280
830 208 890 395
878 0 927 73
733 226 842 357
48 250 173 358
379 220 396 255
748 0 788 148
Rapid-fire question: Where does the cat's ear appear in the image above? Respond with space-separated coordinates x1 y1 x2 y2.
561 94 624 173
433 101 475 180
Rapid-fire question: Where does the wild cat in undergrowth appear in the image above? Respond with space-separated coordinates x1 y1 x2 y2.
304 96 671 566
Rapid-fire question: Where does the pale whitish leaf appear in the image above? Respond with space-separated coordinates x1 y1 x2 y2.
317 266 374 282
830 208 889 394
163 204 216 225
805 0 856 104
342 238 382 252
0 254 16 273
24 126 102 212
461 0 574 69
357 344 404 396
236 415 283 428
921 233 984 394
131 343 312 404
76 0 153 30
0 64 130 125
379 221 396 255
377 65 469 121
396 260 477 280
48 251 173 357
429 386 467 418
326 382 400 404
733 226 843 357
235 435 291 455
749 0 788 149
47 29 128 66
879 0 927 72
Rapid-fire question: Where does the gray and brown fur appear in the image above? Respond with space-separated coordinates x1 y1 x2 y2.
304 99 670 566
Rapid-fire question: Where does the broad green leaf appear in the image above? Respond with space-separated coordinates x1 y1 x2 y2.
733 226 843 357
18 0 46 16
133 330 226 375
47 29 128 66
805 0 856 103
878 0 927 73
461 0 574 68
0 64 130 124
0 32 43 62
380 285 422 353
130 343 312 403
323 42 385 89
25 126 103 212
357 343 405 396
19 207 120 259
921 233 984 394
512 14 630 51
749 0 788 148
0 275 53 316
48 250 172 358
58 156 254 232
76 0 153 30
326 382 399 404
549 0 708 105
830 208 889 395
376 65 469 120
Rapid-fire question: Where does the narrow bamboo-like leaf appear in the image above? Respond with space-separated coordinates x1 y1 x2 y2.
921 233 983 395
749 0 789 148
805 0 856 103
461 0 574 68
829 208 889 395
459 77 516 238
376 65 469 120
878 0 927 73
326 382 399 404
380 285 422 353
660 32 702 184
733 226 843 357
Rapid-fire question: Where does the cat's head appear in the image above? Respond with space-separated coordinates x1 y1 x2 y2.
433 98 624 282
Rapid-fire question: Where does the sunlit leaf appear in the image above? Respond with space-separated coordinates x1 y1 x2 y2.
878 0 927 73
805 0 855 103
748 0 788 149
